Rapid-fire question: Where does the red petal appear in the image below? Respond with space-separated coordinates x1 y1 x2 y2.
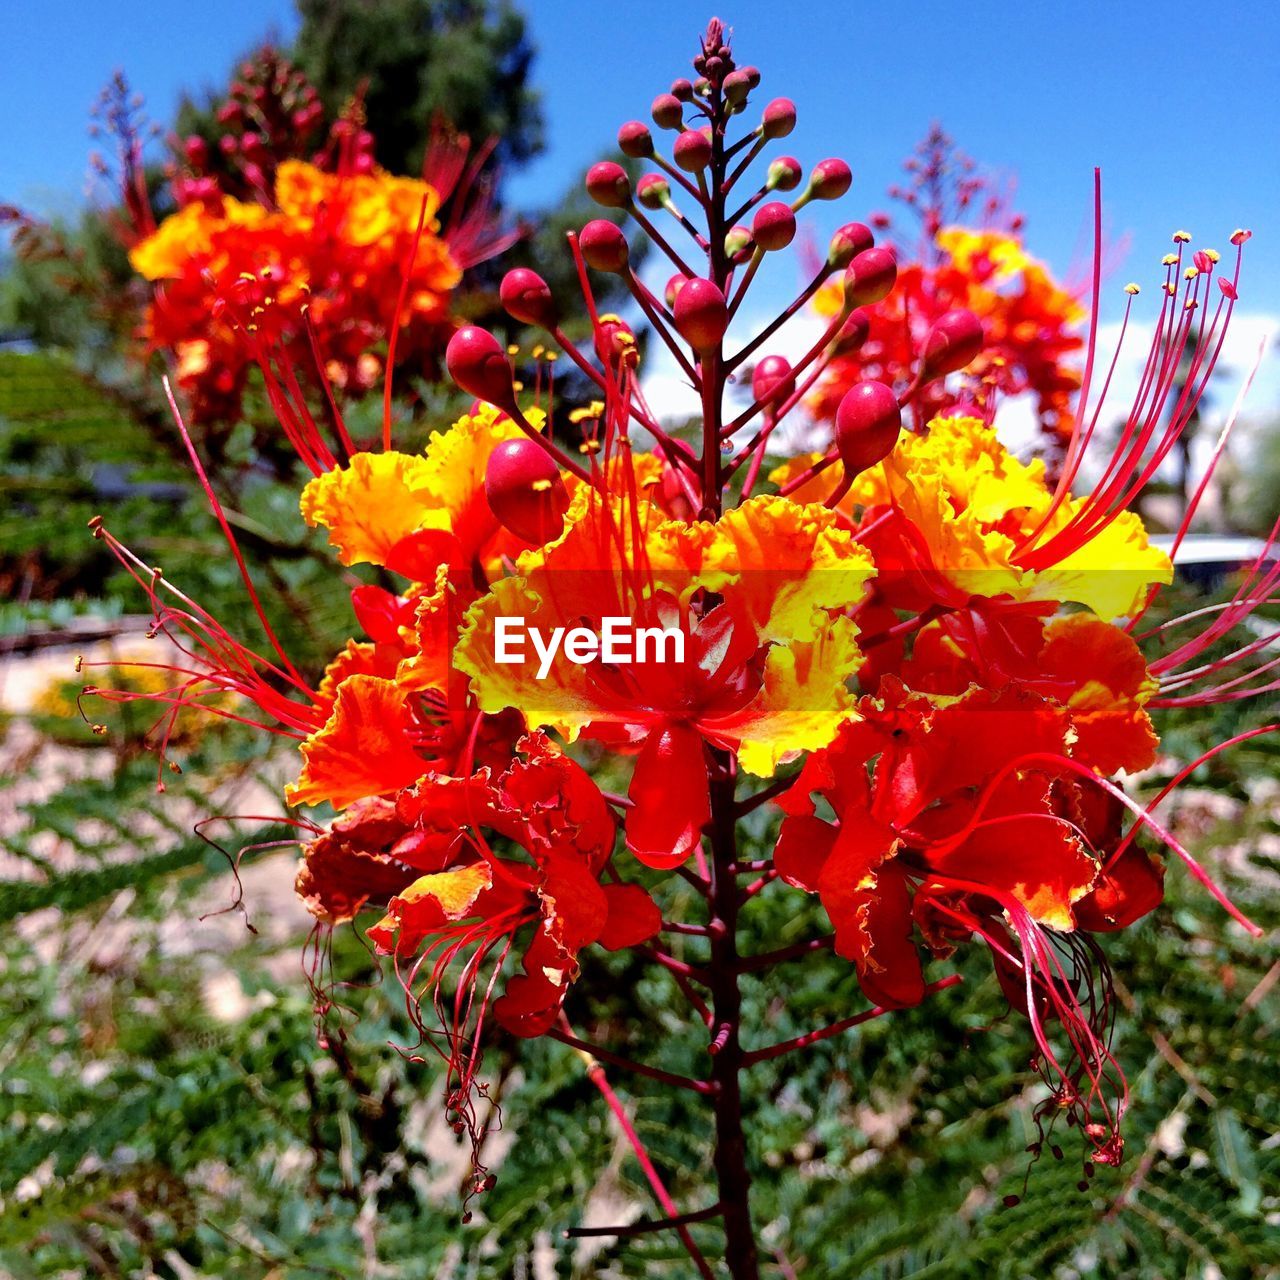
597 882 663 950
625 724 710 869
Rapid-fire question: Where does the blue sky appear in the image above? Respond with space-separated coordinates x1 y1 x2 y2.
3 0 1278 320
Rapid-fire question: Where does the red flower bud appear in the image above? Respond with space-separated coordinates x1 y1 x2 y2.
827 222 874 269
580 219 630 273
670 78 694 102
767 156 802 192
674 129 712 173
183 135 209 169
673 278 728 351
500 268 557 328
652 93 684 129
761 98 796 139
843 246 897 307
445 326 515 409
808 158 852 201
618 120 654 158
832 311 871 355
752 354 795 408
752 201 796 252
586 161 631 208
636 173 670 209
921 309 984 378
665 274 689 307
485 438 570 545
835 381 902 475
741 65 762 89
723 69 751 107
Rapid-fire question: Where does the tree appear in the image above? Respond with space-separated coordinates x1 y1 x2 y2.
292 0 543 177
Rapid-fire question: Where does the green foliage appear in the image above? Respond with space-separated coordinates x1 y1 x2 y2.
292 0 543 176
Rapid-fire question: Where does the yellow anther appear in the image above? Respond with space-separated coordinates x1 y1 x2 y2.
1184 267 1198 280
1161 253 1178 267
545 351 559 362
91 724 108 736
75 655 84 673
507 344 520 356
1173 230 1192 243
1124 283 1141 295
579 439 602 455
530 478 553 492
1203 248 1220 263
531 344 546 359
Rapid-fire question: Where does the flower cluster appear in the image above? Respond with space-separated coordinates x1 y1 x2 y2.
809 126 1085 446
126 53 514 423
89 19 1272 1266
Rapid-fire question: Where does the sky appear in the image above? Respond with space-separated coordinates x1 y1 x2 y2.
3 0 1279 417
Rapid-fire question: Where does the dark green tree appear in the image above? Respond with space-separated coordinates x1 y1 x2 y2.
293 0 543 176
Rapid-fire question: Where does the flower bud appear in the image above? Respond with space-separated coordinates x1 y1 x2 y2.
636 173 670 209
843 246 897 307
183 135 209 169
580 219 630 273
500 268 558 328
752 354 795 409
586 161 631 208
808 158 852 201
674 129 712 172
752 201 796 252
831 311 871 355
618 120 654 158
761 98 796 139
767 156 802 192
595 315 640 370
741 65 762 89
724 225 753 262
485 439 570 545
446 326 516 409
652 94 683 130
671 78 694 102
835 381 901 475
723 69 751 107
921 309 983 378
827 222 874 269
673 278 729 351
665 274 689 307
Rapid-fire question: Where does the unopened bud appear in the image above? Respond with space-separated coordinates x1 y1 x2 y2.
485 439 570 545
674 129 712 173
827 222 874 268
921 309 983 378
741 65 761 88
723 69 751 107
724 225 753 262
752 201 796 252
636 173 670 209
673 278 729 351
618 120 654 158
665 274 689 308
446 326 516 409
651 93 684 130
580 219 630 273
808 158 852 201
670 78 694 102
183 135 209 168
835 381 902 475
761 97 796 139
843 246 897 307
752 354 795 409
767 156 802 192
586 161 631 208
831 311 871 355
500 268 558 328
